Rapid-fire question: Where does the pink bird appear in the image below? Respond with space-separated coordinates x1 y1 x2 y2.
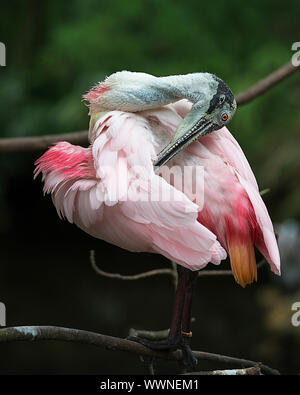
35 71 280 367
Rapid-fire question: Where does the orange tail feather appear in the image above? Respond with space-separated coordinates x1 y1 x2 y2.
227 240 257 288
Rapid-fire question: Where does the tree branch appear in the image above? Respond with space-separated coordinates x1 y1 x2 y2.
198 258 266 277
0 61 298 154
182 365 262 375
91 248 266 281
0 130 88 153
90 250 175 281
0 326 279 375
235 61 299 105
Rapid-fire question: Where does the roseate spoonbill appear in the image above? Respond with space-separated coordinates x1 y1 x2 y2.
35 71 280 367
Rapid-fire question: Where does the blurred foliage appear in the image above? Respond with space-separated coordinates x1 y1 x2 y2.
0 0 300 222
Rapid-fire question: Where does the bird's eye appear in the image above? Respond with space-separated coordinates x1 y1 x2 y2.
222 114 228 121
219 110 229 123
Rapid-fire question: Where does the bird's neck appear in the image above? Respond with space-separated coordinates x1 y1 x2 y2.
158 73 216 104
91 71 217 113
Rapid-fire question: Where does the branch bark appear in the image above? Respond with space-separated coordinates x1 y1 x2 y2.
0 130 88 153
90 250 175 281
235 61 299 105
182 365 262 375
198 258 266 277
0 61 298 153
91 248 266 281
0 325 279 375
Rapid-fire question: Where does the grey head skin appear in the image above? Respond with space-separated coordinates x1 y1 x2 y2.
85 71 237 169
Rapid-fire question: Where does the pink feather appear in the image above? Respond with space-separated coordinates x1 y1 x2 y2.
35 99 280 282
35 110 226 270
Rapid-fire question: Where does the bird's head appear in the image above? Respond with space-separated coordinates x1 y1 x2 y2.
205 76 237 129
154 74 237 169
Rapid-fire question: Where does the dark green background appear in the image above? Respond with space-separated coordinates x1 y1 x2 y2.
0 0 299 374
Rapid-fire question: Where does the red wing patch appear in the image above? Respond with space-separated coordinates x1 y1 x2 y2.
34 142 96 180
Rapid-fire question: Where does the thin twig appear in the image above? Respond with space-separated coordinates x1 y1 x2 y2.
91 249 266 281
198 258 266 277
0 326 280 375
90 250 176 281
235 61 299 105
0 61 298 153
260 188 270 197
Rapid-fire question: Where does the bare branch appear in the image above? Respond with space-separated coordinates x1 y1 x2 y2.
128 319 196 341
235 61 300 105
183 365 262 375
129 327 170 341
0 61 298 154
91 248 266 282
0 130 88 153
260 188 270 197
90 250 176 281
198 258 266 277
0 325 279 375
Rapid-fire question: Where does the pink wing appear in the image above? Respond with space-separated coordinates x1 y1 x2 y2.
200 128 280 275
35 110 226 270
170 100 280 275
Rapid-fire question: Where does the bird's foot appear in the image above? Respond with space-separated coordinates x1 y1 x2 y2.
127 335 198 369
180 339 198 368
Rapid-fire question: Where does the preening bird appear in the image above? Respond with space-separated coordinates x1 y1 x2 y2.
35 71 280 367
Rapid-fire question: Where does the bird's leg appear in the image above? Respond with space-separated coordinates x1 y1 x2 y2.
163 265 189 346
180 269 199 367
127 266 198 367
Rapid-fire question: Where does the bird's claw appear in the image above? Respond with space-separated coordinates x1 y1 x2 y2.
127 335 197 369
180 341 198 368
